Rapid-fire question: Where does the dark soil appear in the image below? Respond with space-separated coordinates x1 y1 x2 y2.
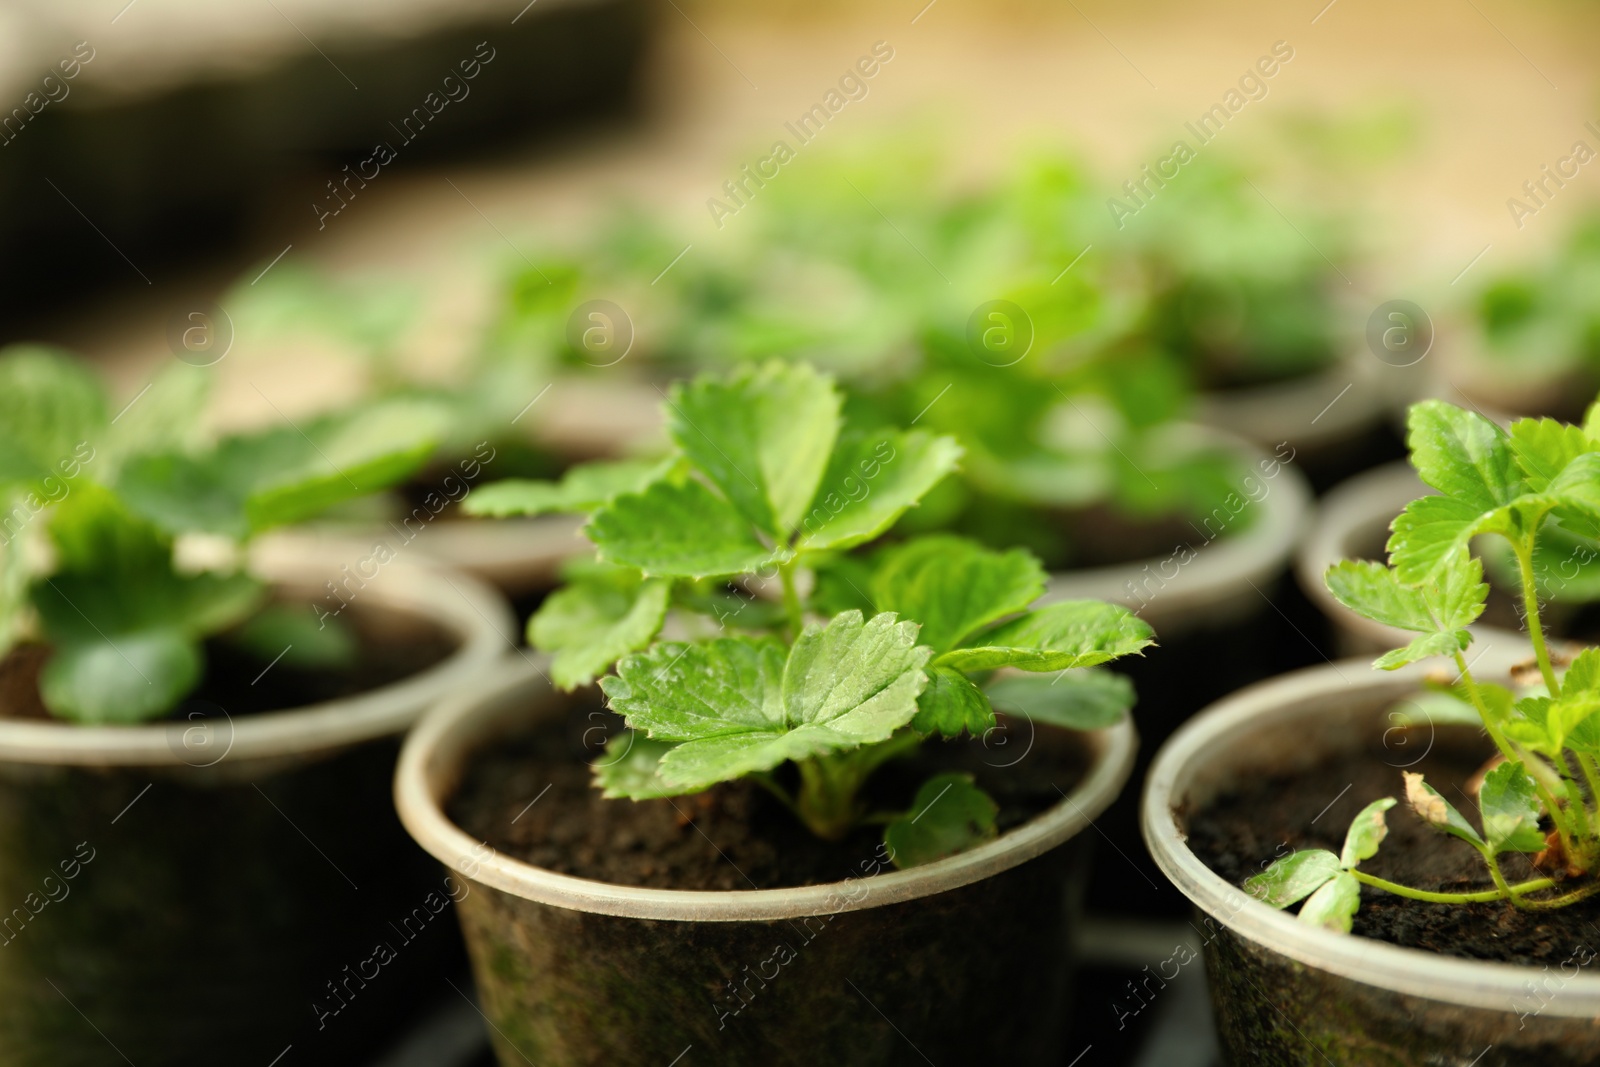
193 600 456 715
0 599 456 722
1188 729 1600 966
448 689 1090 892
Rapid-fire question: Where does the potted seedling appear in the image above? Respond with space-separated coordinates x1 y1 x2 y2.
225 256 655 600
0 346 514 1065
1447 212 1600 422
397 360 1153 1065
1145 397 1600 1064
1111 154 1404 488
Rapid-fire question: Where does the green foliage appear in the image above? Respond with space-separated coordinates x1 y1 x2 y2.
1299 396 1600 927
470 361 1153 854
600 612 930 795
530 569 671 691
884 773 999 869
0 345 457 724
461 457 676 518
118 398 448 538
29 487 263 723
1247 798 1396 934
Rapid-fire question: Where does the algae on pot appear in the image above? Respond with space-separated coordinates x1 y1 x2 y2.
1253 397 1600 927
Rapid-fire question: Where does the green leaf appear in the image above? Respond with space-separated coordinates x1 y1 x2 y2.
229 604 357 671
1373 630 1471 670
462 457 676 517
1325 557 1487 635
587 479 787 579
912 665 995 737
1298 871 1361 934
28 487 262 723
529 575 671 690
869 535 1044 652
667 361 840 538
600 611 930 792
1244 849 1341 908
1403 772 1485 849
792 430 963 552
1326 557 1487 671
884 772 999 869
984 670 1134 730
1479 760 1547 854
118 398 448 538
1339 797 1397 869
1546 453 1600 540
39 629 201 724
1505 695 1559 754
592 732 694 799
244 399 449 531
1509 417 1595 492
934 600 1154 673
1386 495 1484 586
1406 400 1521 513
102 363 213 476
0 345 106 492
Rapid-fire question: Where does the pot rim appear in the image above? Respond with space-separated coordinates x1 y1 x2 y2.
289 514 587 595
0 545 515 768
395 656 1138 922
1192 348 1393 453
1142 654 1600 1017
1045 425 1311 627
1297 461 1531 651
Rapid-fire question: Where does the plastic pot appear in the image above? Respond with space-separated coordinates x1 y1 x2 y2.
394 657 1137 1067
1046 427 1313 916
1143 654 1600 1066
1191 350 1415 491
0 552 513 1067
270 513 588 600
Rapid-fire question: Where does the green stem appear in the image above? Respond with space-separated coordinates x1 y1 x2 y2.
1453 652 1520 766
1350 869 1556 904
1453 652 1578 848
1514 534 1562 697
795 755 860 841
779 562 803 641
1482 848 1518 905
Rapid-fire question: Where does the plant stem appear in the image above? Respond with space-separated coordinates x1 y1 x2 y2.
795 755 860 840
779 562 803 640
1453 652 1520 766
1482 848 1518 905
1349 869 1556 904
1514 535 1562 697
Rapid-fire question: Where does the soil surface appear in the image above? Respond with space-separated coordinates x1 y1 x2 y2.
1188 731 1600 966
449 689 1090 892
0 600 455 721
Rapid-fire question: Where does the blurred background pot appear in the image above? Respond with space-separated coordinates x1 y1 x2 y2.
0 550 512 1067
1046 427 1312 917
394 657 1136 1067
1142 654 1600 1067
1192 348 1409 492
